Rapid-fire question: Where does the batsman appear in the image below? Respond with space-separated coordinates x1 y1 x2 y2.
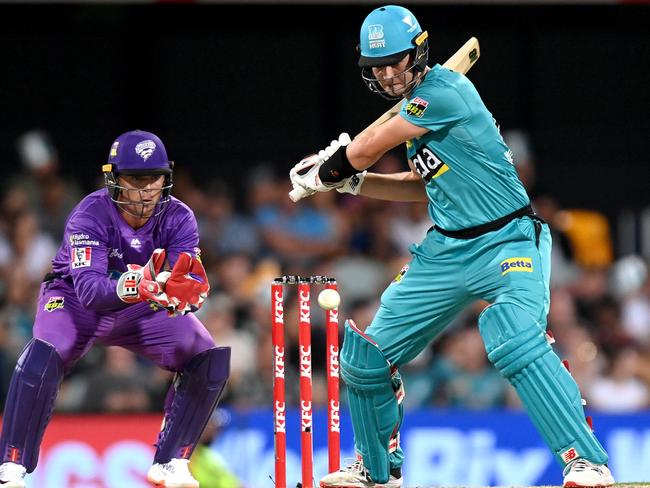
0 130 230 488
289 5 615 488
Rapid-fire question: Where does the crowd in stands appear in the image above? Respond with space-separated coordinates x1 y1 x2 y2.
1 129 649 418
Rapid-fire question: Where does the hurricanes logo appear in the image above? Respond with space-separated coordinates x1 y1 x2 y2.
135 140 156 161
44 296 65 312
500 257 533 275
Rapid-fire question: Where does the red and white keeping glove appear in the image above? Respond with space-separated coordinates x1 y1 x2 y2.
117 249 174 312
163 252 210 316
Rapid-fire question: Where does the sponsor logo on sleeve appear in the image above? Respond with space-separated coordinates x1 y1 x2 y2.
72 247 92 268
44 296 65 312
69 233 99 247
392 264 409 283
500 257 533 275
405 97 429 118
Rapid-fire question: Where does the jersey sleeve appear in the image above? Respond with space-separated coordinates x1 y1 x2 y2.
165 209 200 266
66 214 124 311
399 82 469 132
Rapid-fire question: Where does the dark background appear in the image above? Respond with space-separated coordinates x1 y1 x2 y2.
1 4 649 214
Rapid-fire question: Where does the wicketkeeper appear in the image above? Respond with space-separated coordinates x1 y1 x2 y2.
0 130 230 488
289 5 614 488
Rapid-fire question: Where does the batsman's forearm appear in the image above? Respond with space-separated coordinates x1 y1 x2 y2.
360 172 428 202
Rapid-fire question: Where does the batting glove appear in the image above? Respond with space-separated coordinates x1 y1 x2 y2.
336 171 367 196
289 133 352 202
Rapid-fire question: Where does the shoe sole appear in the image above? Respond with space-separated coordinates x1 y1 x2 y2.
564 483 615 488
146 475 198 488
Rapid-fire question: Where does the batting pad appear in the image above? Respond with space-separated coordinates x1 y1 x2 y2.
479 303 608 466
0 338 64 472
340 321 401 484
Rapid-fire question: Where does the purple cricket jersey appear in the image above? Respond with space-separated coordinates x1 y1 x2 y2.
50 189 199 311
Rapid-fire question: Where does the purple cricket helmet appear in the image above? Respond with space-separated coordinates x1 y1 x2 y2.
102 130 174 217
107 130 172 175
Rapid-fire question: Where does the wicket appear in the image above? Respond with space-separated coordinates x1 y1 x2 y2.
272 275 340 488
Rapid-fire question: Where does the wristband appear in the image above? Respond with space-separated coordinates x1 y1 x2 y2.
318 148 358 184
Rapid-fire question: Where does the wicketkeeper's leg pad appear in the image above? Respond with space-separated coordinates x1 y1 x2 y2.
0 338 64 472
154 346 230 464
341 321 402 484
479 302 607 466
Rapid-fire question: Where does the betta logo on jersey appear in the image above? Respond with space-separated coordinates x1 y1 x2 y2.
71 247 92 268
135 140 156 161
405 97 429 118
44 296 65 312
368 24 385 49
500 257 533 275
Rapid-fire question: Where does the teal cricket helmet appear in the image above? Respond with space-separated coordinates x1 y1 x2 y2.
358 5 428 68
358 5 429 99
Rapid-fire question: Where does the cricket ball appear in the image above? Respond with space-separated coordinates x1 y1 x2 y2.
318 288 340 310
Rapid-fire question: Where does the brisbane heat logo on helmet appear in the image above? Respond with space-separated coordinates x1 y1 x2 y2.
368 24 385 49
135 140 156 161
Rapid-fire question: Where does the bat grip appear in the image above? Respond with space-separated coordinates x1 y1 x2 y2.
289 186 309 202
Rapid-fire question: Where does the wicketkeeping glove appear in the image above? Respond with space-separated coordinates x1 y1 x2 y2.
117 249 174 311
289 132 352 202
163 252 210 316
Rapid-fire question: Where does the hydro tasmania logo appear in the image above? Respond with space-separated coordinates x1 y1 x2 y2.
500 257 533 275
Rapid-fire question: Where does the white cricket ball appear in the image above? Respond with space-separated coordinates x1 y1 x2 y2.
318 288 340 310
156 271 171 285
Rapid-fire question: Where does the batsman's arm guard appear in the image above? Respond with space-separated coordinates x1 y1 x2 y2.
340 320 402 484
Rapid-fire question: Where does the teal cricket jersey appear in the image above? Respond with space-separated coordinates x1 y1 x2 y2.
400 64 530 231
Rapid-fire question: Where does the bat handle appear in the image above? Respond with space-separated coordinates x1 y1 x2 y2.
289 185 310 202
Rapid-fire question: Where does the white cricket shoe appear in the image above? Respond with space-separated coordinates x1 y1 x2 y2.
563 458 615 488
319 459 402 488
0 462 26 488
146 458 199 488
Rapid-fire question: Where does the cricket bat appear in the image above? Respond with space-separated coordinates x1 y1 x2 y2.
289 37 480 202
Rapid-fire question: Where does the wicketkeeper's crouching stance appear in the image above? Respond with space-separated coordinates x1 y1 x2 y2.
289 5 615 488
0 130 230 488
